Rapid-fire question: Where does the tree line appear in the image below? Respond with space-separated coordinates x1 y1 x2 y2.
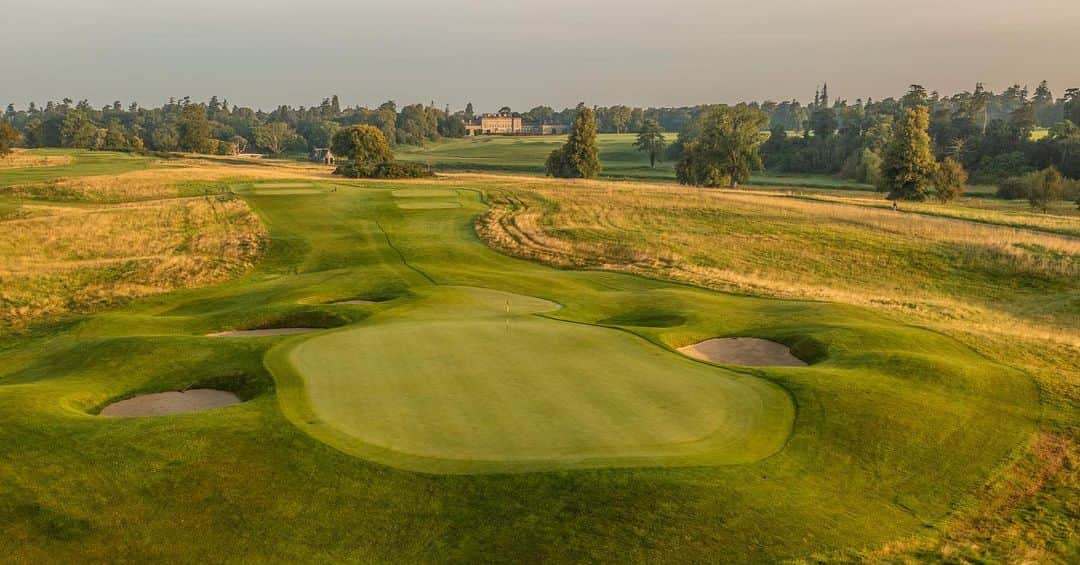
541 84 1078 209
758 82 1080 188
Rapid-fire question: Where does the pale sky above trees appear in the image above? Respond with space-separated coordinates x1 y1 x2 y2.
2 0 1077 110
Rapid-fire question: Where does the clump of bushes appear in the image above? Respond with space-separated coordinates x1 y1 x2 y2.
334 161 433 179
996 166 1080 211
330 124 433 179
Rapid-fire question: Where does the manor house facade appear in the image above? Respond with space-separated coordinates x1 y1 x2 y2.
464 111 568 136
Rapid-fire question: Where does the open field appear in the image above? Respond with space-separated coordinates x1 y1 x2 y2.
0 152 1074 561
396 133 875 189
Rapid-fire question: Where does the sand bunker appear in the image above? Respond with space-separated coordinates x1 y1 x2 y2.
678 338 807 367
207 328 321 337
392 189 458 198
397 202 460 210
100 389 240 417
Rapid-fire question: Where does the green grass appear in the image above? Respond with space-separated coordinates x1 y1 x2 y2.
0 176 1041 561
271 285 792 474
396 134 873 189
0 149 154 187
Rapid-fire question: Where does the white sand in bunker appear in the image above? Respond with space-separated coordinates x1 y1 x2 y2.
679 338 807 367
207 328 321 337
100 389 240 417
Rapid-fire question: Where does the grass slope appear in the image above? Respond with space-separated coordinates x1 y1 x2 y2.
0 150 153 187
0 172 1041 561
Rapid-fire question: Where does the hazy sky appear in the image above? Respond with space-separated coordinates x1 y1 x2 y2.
2 0 1077 112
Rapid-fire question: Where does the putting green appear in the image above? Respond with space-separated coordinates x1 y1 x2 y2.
270 286 793 473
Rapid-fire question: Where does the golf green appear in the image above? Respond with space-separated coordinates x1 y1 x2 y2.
273 286 792 473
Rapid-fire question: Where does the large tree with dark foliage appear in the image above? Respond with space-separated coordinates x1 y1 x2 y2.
177 104 213 153
880 106 937 200
546 106 601 179
675 105 768 188
634 119 666 168
331 125 393 164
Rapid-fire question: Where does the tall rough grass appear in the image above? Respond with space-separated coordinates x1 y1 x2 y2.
1 158 331 202
474 173 1079 346
0 150 74 169
0 196 267 334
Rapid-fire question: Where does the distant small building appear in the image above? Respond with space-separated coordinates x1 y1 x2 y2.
311 148 335 165
464 111 567 136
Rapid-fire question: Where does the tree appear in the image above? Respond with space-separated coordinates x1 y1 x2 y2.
675 105 768 188
331 125 393 164
809 107 837 138
855 148 884 186
176 104 213 153
608 105 632 134
933 157 967 203
1065 89 1080 126
103 120 128 150
253 122 298 155
634 119 666 168
150 126 179 151
879 106 937 200
0 120 21 156
901 84 929 108
1028 167 1064 212
60 110 96 148
545 107 601 179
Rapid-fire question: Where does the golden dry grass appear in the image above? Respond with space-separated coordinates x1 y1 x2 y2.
0 149 74 169
0 196 267 334
2 157 333 202
471 173 1079 347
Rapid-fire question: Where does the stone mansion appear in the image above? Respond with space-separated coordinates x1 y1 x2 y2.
464 111 568 136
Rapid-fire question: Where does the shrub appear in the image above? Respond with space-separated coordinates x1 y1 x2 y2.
996 177 1029 199
933 157 968 203
334 161 433 179
1027 167 1064 212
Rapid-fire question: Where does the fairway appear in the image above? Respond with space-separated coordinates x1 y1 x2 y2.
277 286 791 473
396 134 876 189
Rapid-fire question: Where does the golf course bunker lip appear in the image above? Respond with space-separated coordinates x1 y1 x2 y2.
207 328 321 337
678 338 808 367
99 389 241 417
